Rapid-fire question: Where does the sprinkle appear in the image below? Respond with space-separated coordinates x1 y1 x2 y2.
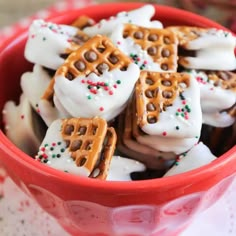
20 115 24 119
50 147 54 151
117 41 121 45
99 107 104 111
61 148 65 153
175 126 180 130
116 80 121 84
113 84 117 89
42 37 46 41
87 95 92 100
56 154 61 158
162 131 167 136
109 90 113 95
81 79 85 83
52 142 56 146
182 100 186 105
57 142 61 145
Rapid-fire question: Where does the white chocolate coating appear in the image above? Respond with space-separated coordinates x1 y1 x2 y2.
2 94 45 156
142 74 202 139
186 70 236 127
164 142 217 177
110 24 175 72
83 5 163 37
137 135 199 155
20 64 52 111
53 63 140 121
107 156 146 181
35 119 90 176
182 29 236 70
24 19 78 70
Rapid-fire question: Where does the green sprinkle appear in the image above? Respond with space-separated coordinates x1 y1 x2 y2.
44 144 49 147
87 95 92 100
43 37 46 41
105 82 109 86
175 112 179 116
116 80 121 84
57 142 61 145
52 154 56 158
176 126 180 130
87 85 92 89
64 170 69 173
61 148 65 153
175 162 179 166
50 147 54 151
195 136 199 139
181 113 185 117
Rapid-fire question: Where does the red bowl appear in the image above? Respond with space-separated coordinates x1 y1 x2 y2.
0 2 236 236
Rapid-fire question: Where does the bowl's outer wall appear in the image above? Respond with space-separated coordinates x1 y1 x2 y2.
0 2 236 209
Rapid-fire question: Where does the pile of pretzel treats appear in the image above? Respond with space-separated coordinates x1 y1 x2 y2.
2 5 236 181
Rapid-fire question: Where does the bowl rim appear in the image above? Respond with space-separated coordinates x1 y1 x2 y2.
0 2 235 192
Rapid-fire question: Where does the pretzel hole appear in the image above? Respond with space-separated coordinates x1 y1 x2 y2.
147 103 156 111
123 31 129 38
134 31 144 39
147 116 157 124
217 71 231 80
161 80 172 86
60 53 69 59
145 77 154 85
64 124 74 135
161 63 169 71
147 46 157 56
162 90 173 99
72 34 89 45
97 63 109 74
97 46 106 53
84 140 93 150
91 125 98 135
161 48 171 58
120 66 128 71
178 82 187 89
108 54 119 64
148 34 158 41
71 140 82 151
84 50 98 62
78 156 87 166
65 140 70 148
91 168 101 178
74 60 86 72
145 89 158 98
78 126 87 135
65 71 75 80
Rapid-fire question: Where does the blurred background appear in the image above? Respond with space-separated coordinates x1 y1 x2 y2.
0 0 235 32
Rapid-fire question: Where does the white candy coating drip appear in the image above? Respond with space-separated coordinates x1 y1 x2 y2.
107 156 146 181
183 29 236 70
35 119 90 176
203 112 235 128
187 70 236 127
164 142 217 177
83 5 163 37
20 64 52 111
137 135 199 155
110 24 173 72
142 75 202 139
53 63 140 121
38 99 65 127
24 19 78 70
2 94 42 155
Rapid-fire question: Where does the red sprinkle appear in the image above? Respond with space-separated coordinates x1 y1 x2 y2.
20 115 24 119
143 60 148 65
113 84 117 89
177 108 181 112
162 131 167 136
99 107 104 111
81 79 85 83
109 91 113 95
52 143 56 146
182 100 186 105
117 41 121 45
40 147 46 152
